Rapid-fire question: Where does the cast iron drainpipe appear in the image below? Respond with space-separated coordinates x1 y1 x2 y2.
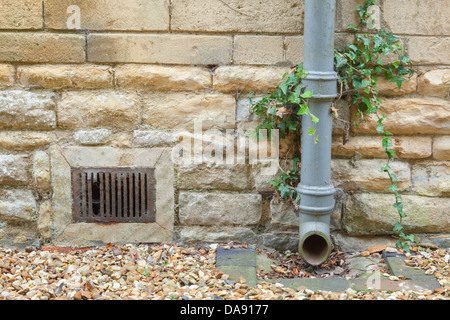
297 0 338 266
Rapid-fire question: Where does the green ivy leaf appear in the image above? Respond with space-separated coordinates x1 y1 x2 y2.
347 24 359 32
301 90 313 99
393 222 403 232
388 184 398 192
307 128 316 136
310 113 319 124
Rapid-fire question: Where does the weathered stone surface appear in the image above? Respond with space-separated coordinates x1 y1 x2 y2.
37 200 52 240
433 136 450 160
392 136 433 159
0 132 52 151
332 100 351 135
32 151 51 191
352 97 450 134
269 199 298 228
258 232 299 251
178 163 248 191
0 64 14 88
179 192 262 226
56 223 173 246
0 189 36 222
331 159 411 191
233 36 284 65
343 193 450 235
213 66 290 93
58 91 140 130
417 69 450 98
332 136 432 159
376 74 417 96
142 92 235 130
0 90 56 130
0 0 42 29
171 0 304 33
412 161 450 197
383 0 450 35
285 36 304 66
236 96 261 121
331 231 397 252
251 159 293 192
336 0 379 32
88 34 232 65
133 130 176 148
409 37 450 65
285 34 357 65
0 155 29 186
74 129 112 146
44 0 169 31
0 33 85 63
115 65 211 91
18 65 113 89
177 226 258 244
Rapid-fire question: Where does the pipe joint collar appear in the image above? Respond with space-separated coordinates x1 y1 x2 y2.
303 71 338 100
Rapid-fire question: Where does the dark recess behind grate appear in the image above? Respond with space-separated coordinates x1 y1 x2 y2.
71 167 156 223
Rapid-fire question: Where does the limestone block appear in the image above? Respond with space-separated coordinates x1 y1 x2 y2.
409 37 450 65
0 132 53 151
58 91 140 130
332 136 432 159
351 97 450 135
433 136 450 160
233 36 284 65
18 65 113 89
0 90 56 130
32 151 51 191
179 192 262 226
213 66 290 93
417 69 450 98
44 0 169 31
73 129 112 146
0 33 85 63
0 65 14 88
0 0 42 29
343 193 450 235
171 0 304 33
142 92 235 130
412 161 450 197
332 159 411 191
178 163 248 191
88 34 232 65
0 189 36 222
0 155 30 186
115 65 211 91
383 0 450 35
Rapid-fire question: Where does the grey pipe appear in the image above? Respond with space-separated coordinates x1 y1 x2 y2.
297 0 337 266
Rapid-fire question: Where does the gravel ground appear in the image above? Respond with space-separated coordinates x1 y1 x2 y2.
0 243 449 300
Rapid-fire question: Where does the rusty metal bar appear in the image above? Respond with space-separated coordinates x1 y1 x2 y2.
117 172 122 218
128 172 134 218
81 172 87 216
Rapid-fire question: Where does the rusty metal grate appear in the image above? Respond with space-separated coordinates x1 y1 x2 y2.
71 168 156 223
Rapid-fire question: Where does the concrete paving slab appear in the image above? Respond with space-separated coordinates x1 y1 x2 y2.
264 278 351 292
219 265 257 287
216 247 256 267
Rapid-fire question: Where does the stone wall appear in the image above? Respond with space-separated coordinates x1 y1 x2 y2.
0 0 448 250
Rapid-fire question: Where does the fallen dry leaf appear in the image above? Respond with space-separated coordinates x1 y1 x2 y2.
365 245 389 254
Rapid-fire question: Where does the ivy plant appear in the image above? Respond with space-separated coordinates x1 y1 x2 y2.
251 0 417 252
